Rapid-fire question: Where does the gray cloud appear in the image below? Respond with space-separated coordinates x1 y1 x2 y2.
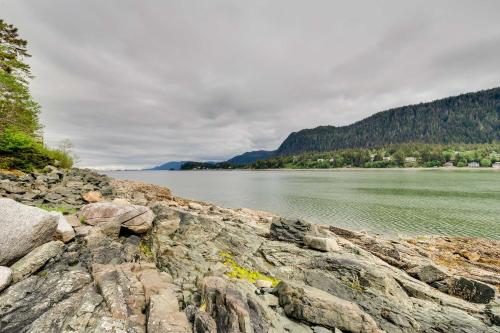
1 0 500 169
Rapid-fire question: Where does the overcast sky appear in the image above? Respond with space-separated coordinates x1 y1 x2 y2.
2 1 500 169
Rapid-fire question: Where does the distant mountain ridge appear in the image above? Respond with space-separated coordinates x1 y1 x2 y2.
276 87 500 155
226 150 275 165
147 161 188 170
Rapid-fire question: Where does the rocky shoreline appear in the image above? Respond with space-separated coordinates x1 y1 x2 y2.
0 167 499 333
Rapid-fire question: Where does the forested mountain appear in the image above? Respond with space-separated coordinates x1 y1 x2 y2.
276 88 500 155
226 150 274 165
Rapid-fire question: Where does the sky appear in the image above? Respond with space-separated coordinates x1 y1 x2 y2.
2 1 500 169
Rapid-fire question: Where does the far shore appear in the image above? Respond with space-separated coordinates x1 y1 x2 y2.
106 167 500 172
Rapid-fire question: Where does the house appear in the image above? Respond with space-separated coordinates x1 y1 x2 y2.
468 161 480 168
383 156 392 162
329 158 335 164
404 157 417 163
317 158 325 163
493 162 500 169
443 162 454 167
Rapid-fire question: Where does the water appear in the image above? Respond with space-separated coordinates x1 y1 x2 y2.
105 170 500 240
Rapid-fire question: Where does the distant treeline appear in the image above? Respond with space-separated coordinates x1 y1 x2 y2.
180 143 500 170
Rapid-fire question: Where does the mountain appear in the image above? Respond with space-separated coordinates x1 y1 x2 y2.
226 150 275 165
147 161 188 170
276 87 500 155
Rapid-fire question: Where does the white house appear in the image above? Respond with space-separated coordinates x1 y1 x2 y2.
493 162 500 169
383 156 392 162
443 162 454 167
405 157 417 163
468 161 480 168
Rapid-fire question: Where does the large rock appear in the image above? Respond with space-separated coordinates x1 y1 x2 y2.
82 190 103 203
79 202 154 234
10 241 64 283
147 290 192 333
270 217 312 245
0 266 12 292
304 235 340 252
275 281 383 333
51 211 76 243
0 198 59 265
448 277 496 304
407 264 449 284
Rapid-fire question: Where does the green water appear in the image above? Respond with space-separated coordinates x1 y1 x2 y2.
105 169 500 239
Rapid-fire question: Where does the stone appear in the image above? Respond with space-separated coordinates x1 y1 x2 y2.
112 197 131 205
460 251 481 262
10 241 64 283
0 199 59 265
304 235 340 252
313 326 334 333
194 311 217 333
407 264 449 284
80 202 155 234
270 217 312 245
255 279 273 288
260 293 279 306
448 277 496 304
82 190 103 202
275 281 383 333
0 266 12 292
188 202 203 210
147 290 192 333
0 180 26 194
51 211 76 243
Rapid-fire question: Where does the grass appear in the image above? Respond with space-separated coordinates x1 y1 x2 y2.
38 204 77 215
219 251 280 287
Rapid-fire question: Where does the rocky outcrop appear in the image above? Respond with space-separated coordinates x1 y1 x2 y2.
0 198 58 265
52 211 76 243
0 168 499 333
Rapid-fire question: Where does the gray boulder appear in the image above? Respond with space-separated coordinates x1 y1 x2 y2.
10 241 64 283
304 235 340 252
448 277 496 304
270 217 312 245
0 198 59 265
51 211 76 243
407 264 449 283
0 266 12 292
79 202 154 234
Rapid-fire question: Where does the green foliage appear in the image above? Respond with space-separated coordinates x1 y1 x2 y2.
480 158 492 167
0 128 73 171
37 204 77 215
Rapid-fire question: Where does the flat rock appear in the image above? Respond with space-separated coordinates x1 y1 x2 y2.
0 198 59 265
0 266 12 292
275 281 383 333
148 290 191 333
51 211 76 243
10 241 64 283
80 202 154 234
407 264 449 284
449 277 496 304
304 235 340 252
270 217 312 245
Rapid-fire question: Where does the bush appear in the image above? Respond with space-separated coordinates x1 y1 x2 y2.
480 158 492 167
364 160 395 168
0 129 73 171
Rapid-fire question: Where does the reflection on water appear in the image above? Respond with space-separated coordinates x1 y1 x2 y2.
105 170 500 239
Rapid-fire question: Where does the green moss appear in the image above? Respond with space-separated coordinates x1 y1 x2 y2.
219 251 280 287
79 216 86 224
340 276 364 293
139 241 154 259
38 204 77 215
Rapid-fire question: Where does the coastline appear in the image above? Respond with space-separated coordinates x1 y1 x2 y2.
129 167 500 172
0 167 499 332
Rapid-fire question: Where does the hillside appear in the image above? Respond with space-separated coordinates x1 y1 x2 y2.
147 161 188 170
226 150 275 165
276 87 500 155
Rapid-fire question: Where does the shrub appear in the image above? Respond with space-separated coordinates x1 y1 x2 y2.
0 128 73 171
480 158 492 167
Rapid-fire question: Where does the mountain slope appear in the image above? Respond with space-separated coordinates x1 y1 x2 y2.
226 150 275 165
276 87 500 155
147 161 188 170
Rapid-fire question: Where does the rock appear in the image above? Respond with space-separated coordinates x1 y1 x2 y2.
147 290 192 333
0 180 26 194
460 251 481 262
448 277 496 304
0 198 59 265
51 211 76 243
256 279 273 288
0 266 12 292
407 264 449 284
82 190 103 202
194 311 217 333
112 197 131 205
80 202 154 234
188 202 203 210
304 235 340 252
275 281 383 333
313 326 334 333
10 241 64 283
270 217 312 245
260 293 279 307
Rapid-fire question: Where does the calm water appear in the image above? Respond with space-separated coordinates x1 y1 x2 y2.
105 170 500 240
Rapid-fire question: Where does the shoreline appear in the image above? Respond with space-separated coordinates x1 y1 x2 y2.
0 167 499 332
106 167 500 172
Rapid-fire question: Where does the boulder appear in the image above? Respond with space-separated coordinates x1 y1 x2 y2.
275 281 383 333
0 199 59 265
255 279 273 288
270 217 312 245
188 202 203 210
51 212 76 243
10 241 64 283
79 202 154 234
407 264 449 284
147 290 192 333
448 277 496 304
82 190 103 203
304 235 340 252
112 198 131 205
0 266 12 292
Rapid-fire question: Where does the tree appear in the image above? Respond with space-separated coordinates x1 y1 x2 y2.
0 19 41 136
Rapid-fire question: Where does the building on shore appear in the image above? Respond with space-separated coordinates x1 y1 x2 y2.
468 161 480 168
405 157 417 163
443 162 454 167
493 162 500 169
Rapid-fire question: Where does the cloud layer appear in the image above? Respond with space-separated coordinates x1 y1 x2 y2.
2 0 500 168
